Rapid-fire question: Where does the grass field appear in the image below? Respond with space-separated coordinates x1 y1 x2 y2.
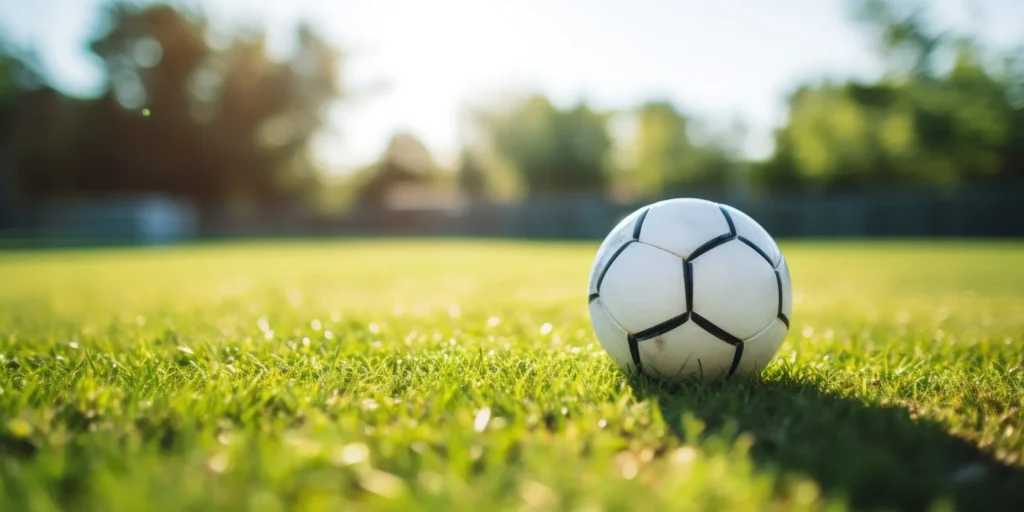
1 240 1023 511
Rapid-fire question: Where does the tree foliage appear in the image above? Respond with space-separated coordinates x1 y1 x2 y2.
624 101 735 197
355 132 442 209
456 149 488 200
761 0 1024 190
473 95 611 195
4 0 1024 209
6 2 344 212
0 42 44 108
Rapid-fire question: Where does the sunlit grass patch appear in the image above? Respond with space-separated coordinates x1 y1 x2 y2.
1 240 1022 511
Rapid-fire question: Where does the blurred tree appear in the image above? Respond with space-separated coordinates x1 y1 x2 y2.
356 132 441 209
1003 48 1024 179
211 22 343 210
850 0 947 81
628 101 693 195
9 2 345 215
456 149 487 200
850 1 1015 182
762 83 912 188
761 0 1023 190
81 4 212 201
0 42 44 102
624 101 735 197
0 41 46 226
1 38 86 206
910 40 1013 181
473 95 612 196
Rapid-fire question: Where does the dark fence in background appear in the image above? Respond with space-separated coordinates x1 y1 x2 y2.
311 182 1024 240
2 182 1023 246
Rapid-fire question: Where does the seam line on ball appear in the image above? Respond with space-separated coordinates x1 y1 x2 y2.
687 233 734 261
627 334 642 370
778 313 790 329
727 343 745 377
632 207 651 240
738 236 773 266
595 240 636 292
633 312 690 341
690 313 742 346
774 270 783 314
588 293 599 303
718 205 736 236
683 260 694 312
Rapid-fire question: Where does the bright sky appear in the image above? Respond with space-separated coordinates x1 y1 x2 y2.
3 0 1023 172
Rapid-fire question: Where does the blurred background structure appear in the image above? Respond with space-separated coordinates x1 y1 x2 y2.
1 0 1022 245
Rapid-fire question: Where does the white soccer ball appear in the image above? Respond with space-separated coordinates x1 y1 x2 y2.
588 198 791 381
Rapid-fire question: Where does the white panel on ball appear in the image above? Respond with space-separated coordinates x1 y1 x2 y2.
721 204 782 266
733 319 788 377
588 208 644 295
691 240 778 340
599 243 687 333
588 299 636 373
777 256 793 320
637 199 731 259
637 322 737 381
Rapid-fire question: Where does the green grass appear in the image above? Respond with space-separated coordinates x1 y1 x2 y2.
1 240 1022 512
